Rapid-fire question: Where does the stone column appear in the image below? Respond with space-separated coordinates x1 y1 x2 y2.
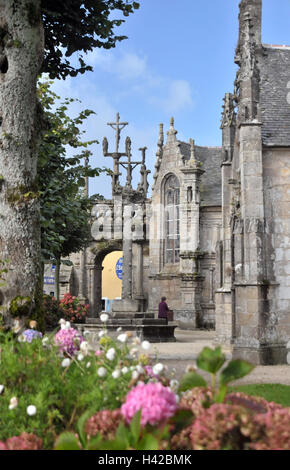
122 203 133 299
209 267 215 304
87 264 103 317
134 241 145 312
78 249 87 302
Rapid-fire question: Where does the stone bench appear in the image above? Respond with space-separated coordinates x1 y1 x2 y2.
75 312 178 343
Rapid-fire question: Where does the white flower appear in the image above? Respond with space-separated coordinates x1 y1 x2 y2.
18 334 26 343
153 363 164 375
122 367 129 375
100 313 109 323
106 348 116 361
0 385 4 394
136 365 145 374
132 336 141 345
141 341 151 350
112 369 121 379
9 397 18 410
97 367 107 377
117 333 128 343
86 362 91 368
117 327 122 332
98 330 106 338
12 319 22 334
132 370 139 380
83 330 90 337
80 341 89 355
27 405 37 416
42 336 49 345
59 319 71 330
59 319 70 330
129 348 138 357
170 379 179 391
77 353 84 361
61 358 71 368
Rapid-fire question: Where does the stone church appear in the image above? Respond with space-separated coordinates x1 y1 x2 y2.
56 0 290 365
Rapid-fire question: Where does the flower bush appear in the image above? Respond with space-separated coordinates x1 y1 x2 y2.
0 433 43 450
250 408 290 450
121 382 178 427
85 409 123 441
59 293 89 324
21 329 43 343
0 323 145 449
43 295 63 331
54 326 84 356
1 324 290 451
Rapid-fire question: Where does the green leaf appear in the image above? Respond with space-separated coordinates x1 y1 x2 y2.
76 410 92 449
197 347 226 374
169 409 194 435
178 371 207 392
137 434 159 451
87 434 103 450
115 422 130 448
220 360 255 386
54 432 81 450
97 438 127 451
130 410 142 447
215 384 227 404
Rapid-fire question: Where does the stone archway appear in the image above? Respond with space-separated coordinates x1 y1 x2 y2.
89 239 123 317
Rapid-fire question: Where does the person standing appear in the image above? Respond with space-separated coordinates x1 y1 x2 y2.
158 296 169 323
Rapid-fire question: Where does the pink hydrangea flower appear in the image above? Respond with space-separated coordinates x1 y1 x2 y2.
121 382 177 427
54 327 84 356
0 433 42 450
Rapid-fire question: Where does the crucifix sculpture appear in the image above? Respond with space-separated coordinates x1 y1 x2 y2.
103 112 144 194
102 112 129 192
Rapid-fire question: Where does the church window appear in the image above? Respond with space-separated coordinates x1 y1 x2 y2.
164 175 180 264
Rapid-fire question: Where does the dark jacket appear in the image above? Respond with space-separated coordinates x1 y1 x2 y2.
158 301 169 318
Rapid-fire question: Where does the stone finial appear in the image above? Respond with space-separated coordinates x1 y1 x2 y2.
152 123 164 190
168 117 177 135
158 123 164 149
221 93 236 129
137 147 150 196
189 138 197 167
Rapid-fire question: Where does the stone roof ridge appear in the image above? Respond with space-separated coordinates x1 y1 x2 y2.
263 43 290 49
178 140 221 149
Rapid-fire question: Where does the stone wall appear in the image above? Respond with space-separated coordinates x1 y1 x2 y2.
263 148 290 341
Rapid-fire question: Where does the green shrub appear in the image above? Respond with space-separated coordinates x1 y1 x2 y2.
43 295 63 331
0 329 135 449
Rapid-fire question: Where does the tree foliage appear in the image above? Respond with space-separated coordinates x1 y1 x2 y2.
38 80 105 263
41 0 140 79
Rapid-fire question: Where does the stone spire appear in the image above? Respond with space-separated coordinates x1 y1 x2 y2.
221 93 236 129
166 116 178 143
234 0 262 122
137 147 151 196
152 123 164 190
188 138 197 168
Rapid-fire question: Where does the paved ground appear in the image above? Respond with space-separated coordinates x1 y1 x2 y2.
144 329 290 386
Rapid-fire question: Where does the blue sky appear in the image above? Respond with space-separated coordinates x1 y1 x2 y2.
51 0 290 199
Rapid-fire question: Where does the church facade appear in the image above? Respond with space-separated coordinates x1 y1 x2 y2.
61 0 290 365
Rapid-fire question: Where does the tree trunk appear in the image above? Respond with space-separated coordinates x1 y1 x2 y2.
0 1 44 321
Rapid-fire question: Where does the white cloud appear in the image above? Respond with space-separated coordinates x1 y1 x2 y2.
86 49 147 81
115 53 147 80
158 79 193 114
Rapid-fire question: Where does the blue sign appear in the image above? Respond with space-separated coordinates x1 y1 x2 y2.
44 276 55 285
116 257 123 280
